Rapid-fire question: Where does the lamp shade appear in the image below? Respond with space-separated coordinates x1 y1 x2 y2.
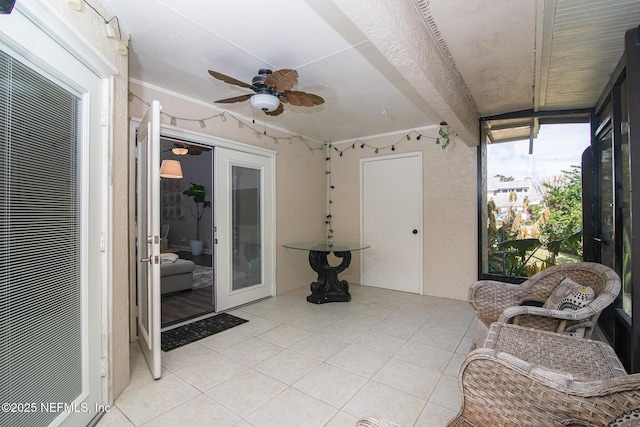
250 93 280 112
159 159 183 179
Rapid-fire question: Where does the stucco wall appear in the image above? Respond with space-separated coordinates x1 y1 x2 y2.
128 81 327 296
43 0 130 400
329 127 478 300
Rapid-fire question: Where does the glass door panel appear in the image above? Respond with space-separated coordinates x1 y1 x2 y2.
598 128 615 269
232 166 262 291
215 147 274 311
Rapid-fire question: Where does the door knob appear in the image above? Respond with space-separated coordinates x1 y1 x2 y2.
412 229 418 234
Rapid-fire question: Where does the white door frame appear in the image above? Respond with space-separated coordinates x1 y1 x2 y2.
360 152 424 294
1 0 116 421
129 122 277 339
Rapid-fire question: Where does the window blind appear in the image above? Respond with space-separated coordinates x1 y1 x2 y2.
0 49 83 427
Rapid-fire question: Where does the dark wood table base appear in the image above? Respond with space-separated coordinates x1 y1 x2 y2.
307 250 352 304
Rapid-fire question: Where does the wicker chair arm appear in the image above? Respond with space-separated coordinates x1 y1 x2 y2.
355 416 400 427
498 305 598 324
468 280 529 312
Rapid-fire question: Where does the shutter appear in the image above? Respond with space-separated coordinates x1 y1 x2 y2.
0 49 83 427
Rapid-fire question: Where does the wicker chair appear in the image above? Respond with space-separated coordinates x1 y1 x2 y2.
448 323 640 427
469 262 621 348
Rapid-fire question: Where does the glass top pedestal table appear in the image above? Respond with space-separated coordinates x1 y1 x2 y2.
283 241 370 304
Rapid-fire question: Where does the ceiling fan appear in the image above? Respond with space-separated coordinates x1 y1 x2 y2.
163 141 211 156
208 68 324 116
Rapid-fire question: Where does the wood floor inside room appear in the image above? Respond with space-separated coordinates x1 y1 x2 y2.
161 250 214 328
161 286 215 327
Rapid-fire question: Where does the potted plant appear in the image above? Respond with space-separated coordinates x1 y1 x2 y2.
182 182 211 256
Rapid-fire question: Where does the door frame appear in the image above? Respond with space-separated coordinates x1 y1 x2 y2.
590 24 640 373
359 151 424 294
1 0 116 420
129 121 277 340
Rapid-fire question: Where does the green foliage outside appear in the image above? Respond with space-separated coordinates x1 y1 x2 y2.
487 166 583 277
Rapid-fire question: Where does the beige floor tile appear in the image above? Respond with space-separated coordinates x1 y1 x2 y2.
160 342 215 372
231 316 281 336
173 352 248 391
342 381 426 426
206 370 287 418
411 325 463 352
353 330 408 356
115 287 472 427
428 374 462 412
115 374 200 425
245 388 337 427
293 363 368 408
394 340 454 372
445 352 466 376
372 318 421 340
386 308 433 326
128 347 155 390
254 349 321 385
96 406 134 426
221 337 284 366
141 394 240 427
415 402 458 427
289 334 348 361
372 358 442 399
257 324 311 348
325 410 359 427
199 329 252 351
326 344 390 378
283 313 333 333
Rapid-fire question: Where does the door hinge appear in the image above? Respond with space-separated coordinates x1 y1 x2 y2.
101 358 107 377
100 232 106 252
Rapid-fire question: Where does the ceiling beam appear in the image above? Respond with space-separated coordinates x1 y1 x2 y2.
329 0 479 146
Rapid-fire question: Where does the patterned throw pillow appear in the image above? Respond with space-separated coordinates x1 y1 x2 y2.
608 407 640 426
543 277 595 311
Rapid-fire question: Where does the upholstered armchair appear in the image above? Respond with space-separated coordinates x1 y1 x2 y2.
469 262 620 348
448 323 640 427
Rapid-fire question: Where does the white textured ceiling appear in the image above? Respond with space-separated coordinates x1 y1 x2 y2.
100 0 640 146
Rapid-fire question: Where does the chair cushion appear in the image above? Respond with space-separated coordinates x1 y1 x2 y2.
608 407 640 426
543 276 595 311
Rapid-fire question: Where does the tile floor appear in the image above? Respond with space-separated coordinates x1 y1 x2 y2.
97 285 476 427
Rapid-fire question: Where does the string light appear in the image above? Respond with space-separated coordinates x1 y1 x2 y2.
129 91 455 155
68 0 129 56
129 91 324 152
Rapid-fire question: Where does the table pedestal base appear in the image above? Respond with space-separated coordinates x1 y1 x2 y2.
307 250 351 304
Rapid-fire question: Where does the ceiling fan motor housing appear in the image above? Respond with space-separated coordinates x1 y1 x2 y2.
252 69 272 87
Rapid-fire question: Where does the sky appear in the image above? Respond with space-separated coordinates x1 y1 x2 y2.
487 123 591 184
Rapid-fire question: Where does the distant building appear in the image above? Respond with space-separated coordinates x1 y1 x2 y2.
487 176 540 213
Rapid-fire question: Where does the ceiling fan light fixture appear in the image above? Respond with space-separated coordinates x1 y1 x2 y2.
250 93 280 112
171 147 188 155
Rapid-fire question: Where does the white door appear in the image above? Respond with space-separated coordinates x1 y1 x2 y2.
136 100 162 378
215 148 274 311
361 153 423 293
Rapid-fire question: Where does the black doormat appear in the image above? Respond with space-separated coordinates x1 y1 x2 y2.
161 313 248 352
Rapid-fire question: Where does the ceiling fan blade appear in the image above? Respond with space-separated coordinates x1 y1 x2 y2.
214 94 253 104
283 91 324 107
264 69 298 92
265 103 284 116
208 70 256 90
